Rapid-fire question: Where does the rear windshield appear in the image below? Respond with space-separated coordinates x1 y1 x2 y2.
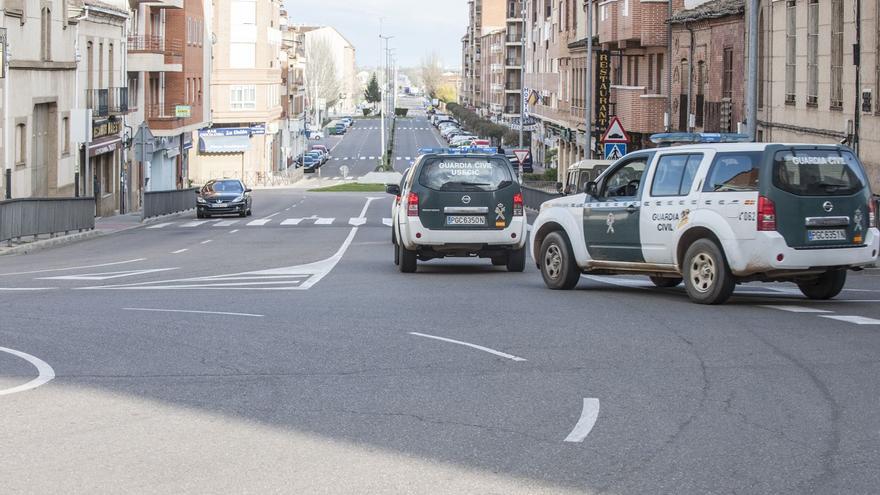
419 157 513 192
773 149 866 196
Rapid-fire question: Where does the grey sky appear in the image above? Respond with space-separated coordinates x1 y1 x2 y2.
284 0 468 69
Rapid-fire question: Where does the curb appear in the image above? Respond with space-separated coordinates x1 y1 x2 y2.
0 229 104 256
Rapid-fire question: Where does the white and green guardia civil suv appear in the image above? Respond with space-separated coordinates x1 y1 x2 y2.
530 133 879 304
386 147 528 273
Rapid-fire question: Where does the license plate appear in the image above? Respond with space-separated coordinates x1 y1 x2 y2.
807 229 846 241
446 215 486 226
211 203 227 208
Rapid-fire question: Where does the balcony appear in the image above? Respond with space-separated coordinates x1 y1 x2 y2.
506 32 522 44
85 89 108 117
490 63 503 74
505 58 521 68
127 35 183 72
145 103 187 121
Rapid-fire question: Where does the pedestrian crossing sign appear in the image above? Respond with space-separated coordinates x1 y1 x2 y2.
604 143 627 160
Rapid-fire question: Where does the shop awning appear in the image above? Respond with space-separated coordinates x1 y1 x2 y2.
198 134 250 153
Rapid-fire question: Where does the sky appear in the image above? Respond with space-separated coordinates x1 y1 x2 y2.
284 0 468 70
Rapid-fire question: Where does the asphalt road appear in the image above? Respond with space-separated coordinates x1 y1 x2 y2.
2 105 880 493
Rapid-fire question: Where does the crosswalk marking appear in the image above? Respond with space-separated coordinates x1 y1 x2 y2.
819 315 880 325
215 220 238 227
147 222 173 229
281 218 303 225
368 156 375 160
247 219 272 226
762 305 831 313
181 220 214 228
405 156 411 160
314 217 335 225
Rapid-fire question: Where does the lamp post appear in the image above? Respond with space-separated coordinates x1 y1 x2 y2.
379 34 394 165
584 0 594 159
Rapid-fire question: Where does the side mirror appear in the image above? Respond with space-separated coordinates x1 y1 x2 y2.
245 188 253 193
194 189 200 194
586 181 599 198
385 184 401 196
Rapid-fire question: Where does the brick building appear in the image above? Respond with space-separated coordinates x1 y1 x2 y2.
479 28 506 118
670 0 745 134
460 0 506 109
503 0 525 121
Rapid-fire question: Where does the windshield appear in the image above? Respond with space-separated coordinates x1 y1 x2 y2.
773 149 866 196
418 157 513 192
204 180 244 193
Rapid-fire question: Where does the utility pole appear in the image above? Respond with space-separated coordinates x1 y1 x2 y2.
745 0 759 141
518 3 525 148
585 0 594 159
2 31 10 199
853 0 862 155
379 35 393 165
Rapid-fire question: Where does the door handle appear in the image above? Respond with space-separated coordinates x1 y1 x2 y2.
626 205 638 214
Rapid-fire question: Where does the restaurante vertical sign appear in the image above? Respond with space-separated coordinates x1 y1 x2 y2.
594 50 611 139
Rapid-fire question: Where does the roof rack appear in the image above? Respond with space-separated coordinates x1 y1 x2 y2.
417 146 500 155
649 133 752 145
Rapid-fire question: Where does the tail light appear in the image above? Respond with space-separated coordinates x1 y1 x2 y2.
407 192 419 217
757 195 777 231
869 197 877 228
513 192 523 216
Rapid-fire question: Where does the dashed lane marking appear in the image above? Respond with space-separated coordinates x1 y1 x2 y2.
229 229 240 234
201 240 213 245
382 218 393 226
171 249 188 254
314 217 335 225
408 332 527 362
247 219 272 226
0 346 55 396
819 315 880 325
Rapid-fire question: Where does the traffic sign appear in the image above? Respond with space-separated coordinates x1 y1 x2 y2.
604 143 627 161
513 149 531 164
601 116 629 143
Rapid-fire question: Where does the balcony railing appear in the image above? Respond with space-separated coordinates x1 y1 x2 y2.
127 35 183 57
109 87 129 114
506 58 521 67
85 89 109 117
145 103 187 120
504 105 520 114
506 32 522 43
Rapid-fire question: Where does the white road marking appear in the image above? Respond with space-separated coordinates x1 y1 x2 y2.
360 157 367 160
315 217 335 225
368 156 375 160
0 346 55 396
146 222 174 229
39 268 178 281
229 229 240 234
349 217 367 226
247 219 272 226
405 157 411 160
382 218 393 226
564 398 601 443
171 249 188 254
181 220 214 228
281 218 304 225
265 212 280 218
215 220 238 227
762 305 832 313
408 332 527 362
123 308 263 317
0 258 146 277
201 240 213 245
0 287 58 291
819 315 880 325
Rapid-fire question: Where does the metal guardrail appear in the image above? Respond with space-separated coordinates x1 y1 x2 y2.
521 183 562 211
142 188 197 220
0 197 95 243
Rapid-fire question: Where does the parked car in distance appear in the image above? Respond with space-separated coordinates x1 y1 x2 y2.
306 151 325 165
311 144 329 157
310 131 325 140
302 155 319 172
196 179 253 218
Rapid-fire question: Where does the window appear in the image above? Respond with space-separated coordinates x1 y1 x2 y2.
785 0 796 104
230 85 256 110
772 150 865 196
41 7 51 61
651 154 703 197
703 152 763 192
655 53 663 94
759 11 765 109
807 0 818 106
622 0 629 17
695 61 706 126
128 74 139 108
230 0 256 68
15 123 26 165
603 157 650 198
62 117 70 154
722 48 733 101
830 0 844 108
647 55 654 91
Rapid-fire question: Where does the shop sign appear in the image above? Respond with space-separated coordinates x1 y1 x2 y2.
175 105 192 118
200 125 265 137
92 118 121 140
595 50 611 139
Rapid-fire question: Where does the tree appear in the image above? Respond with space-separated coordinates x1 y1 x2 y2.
305 38 343 116
420 52 444 98
435 84 457 104
364 73 381 105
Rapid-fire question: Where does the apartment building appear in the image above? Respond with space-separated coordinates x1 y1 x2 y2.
191 0 283 184
480 28 506 118
280 13 306 167
2 0 78 199
301 26 358 116
503 0 525 121
460 0 506 109
756 0 880 186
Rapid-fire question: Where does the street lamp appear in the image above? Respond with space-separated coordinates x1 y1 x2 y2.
379 34 394 165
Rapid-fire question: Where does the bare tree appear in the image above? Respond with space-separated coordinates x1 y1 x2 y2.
305 38 343 116
420 52 444 98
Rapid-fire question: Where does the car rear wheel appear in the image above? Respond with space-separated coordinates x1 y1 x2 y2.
399 244 417 273
491 257 506 266
797 269 847 300
682 239 735 305
506 247 526 272
540 232 580 290
197 210 204 219
650 276 682 288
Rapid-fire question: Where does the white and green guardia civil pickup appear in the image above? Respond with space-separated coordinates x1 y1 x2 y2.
531 133 879 304
386 147 528 273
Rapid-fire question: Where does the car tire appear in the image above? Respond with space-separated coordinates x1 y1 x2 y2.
491 257 506 266
540 232 580 290
247 207 252 217
239 209 247 218
197 210 204 219
399 243 417 273
650 276 682 288
682 239 735 305
797 269 847 300
506 247 526 272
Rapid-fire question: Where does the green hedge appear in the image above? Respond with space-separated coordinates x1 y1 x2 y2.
445 103 530 146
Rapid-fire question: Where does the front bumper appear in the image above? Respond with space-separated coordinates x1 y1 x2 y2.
198 202 247 215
